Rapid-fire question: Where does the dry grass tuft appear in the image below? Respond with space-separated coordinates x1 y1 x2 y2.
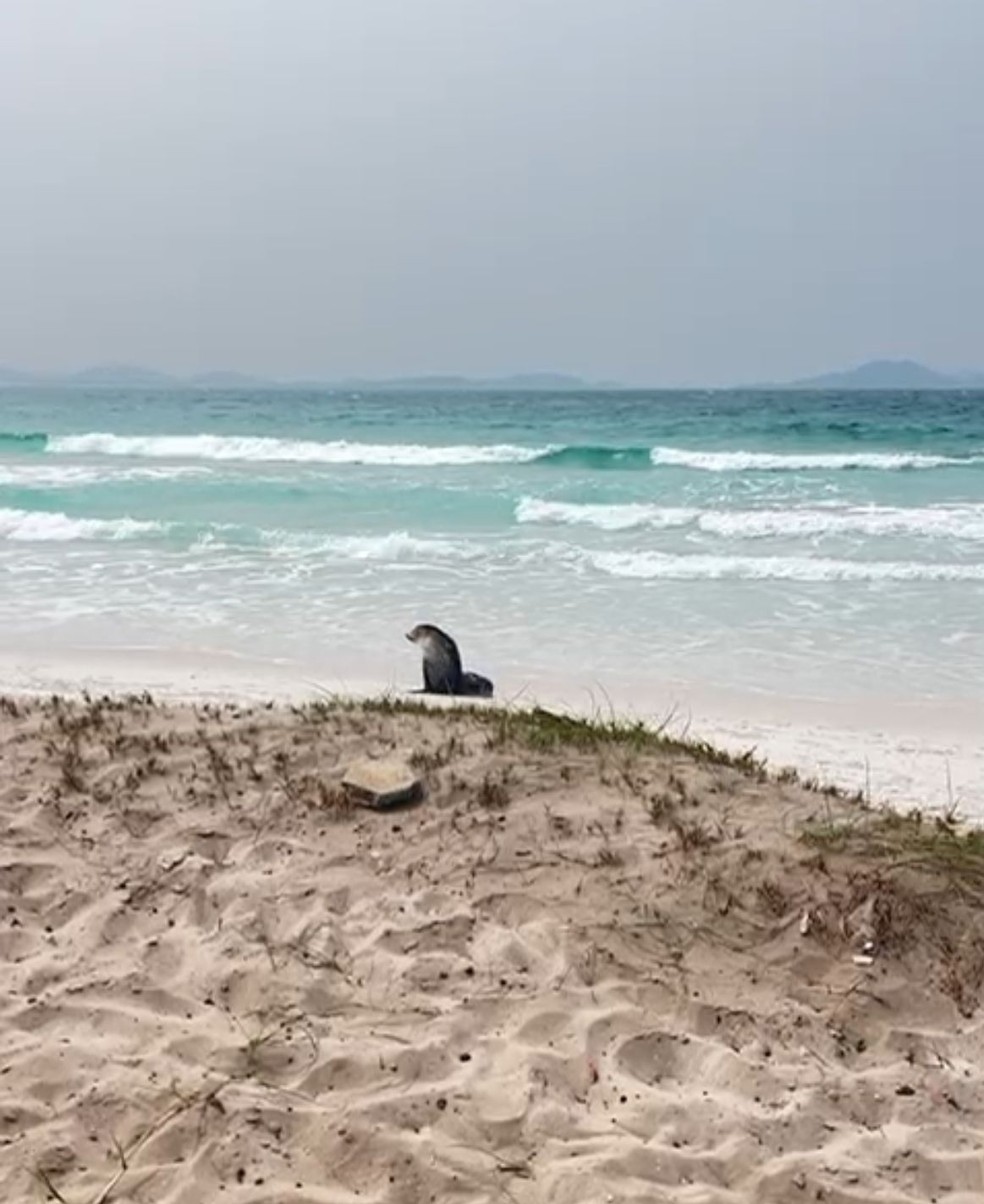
802 807 984 1014
475 769 512 811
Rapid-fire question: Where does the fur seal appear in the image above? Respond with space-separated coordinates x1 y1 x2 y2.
405 623 494 698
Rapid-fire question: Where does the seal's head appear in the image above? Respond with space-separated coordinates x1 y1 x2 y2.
406 623 442 651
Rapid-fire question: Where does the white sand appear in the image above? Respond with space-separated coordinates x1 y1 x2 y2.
2 696 983 1203
1 645 981 818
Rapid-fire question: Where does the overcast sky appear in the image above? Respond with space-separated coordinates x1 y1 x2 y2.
1 0 981 385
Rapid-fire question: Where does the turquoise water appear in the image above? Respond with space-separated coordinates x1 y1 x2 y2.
1 387 983 705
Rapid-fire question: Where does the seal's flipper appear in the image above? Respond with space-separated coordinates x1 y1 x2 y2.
460 671 494 698
423 663 458 694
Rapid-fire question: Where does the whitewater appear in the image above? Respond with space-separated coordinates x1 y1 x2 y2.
1 385 982 812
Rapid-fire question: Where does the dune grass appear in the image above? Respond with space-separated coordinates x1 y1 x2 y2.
298 693 771 774
802 807 984 893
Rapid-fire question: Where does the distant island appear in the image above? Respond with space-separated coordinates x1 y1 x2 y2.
780 359 984 390
0 363 618 391
0 358 981 391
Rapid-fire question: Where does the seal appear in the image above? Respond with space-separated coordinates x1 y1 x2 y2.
405 623 494 698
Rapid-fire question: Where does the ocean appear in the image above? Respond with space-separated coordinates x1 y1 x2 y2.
1 387 982 809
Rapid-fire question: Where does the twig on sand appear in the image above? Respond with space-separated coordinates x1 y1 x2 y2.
31 1169 70 1204
32 1079 229 1204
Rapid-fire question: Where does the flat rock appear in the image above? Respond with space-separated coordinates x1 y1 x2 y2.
342 757 424 810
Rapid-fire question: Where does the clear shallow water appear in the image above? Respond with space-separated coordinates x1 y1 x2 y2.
1 387 983 707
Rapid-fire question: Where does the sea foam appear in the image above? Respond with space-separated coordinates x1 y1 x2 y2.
262 529 486 562
47 433 549 466
38 431 984 472
0 464 212 488
517 497 984 541
649 446 982 472
583 549 984 583
697 505 984 541
515 497 696 530
0 507 164 542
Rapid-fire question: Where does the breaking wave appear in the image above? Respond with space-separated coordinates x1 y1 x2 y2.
0 464 213 488
698 505 984 541
261 530 486 562
517 498 984 540
1 429 979 472
648 446 982 472
0 507 165 542
45 433 548 466
515 497 696 530
0 507 487 562
580 549 984 583
532 446 655 470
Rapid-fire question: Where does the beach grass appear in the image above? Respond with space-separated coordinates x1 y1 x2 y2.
803 806 984 892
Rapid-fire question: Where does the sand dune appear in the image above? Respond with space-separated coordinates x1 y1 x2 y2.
1 695 983 1203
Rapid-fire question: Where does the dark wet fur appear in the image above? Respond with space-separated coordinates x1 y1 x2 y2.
421 628 462 694
459 670 494 698
408 624 494 698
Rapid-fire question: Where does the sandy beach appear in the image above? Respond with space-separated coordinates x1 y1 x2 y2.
5 4 984 1200
2 644 981 819
2 692 983 1204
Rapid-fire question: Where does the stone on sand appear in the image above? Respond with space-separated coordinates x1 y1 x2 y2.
342 757 424 809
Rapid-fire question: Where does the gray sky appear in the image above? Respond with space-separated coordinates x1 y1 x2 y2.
1 0 981 385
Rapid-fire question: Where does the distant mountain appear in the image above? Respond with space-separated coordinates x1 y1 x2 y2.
0 364 613 390
786 359 981 390
65 363 181 388
4 356 984 392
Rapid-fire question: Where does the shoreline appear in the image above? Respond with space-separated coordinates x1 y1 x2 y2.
1 642 981 818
